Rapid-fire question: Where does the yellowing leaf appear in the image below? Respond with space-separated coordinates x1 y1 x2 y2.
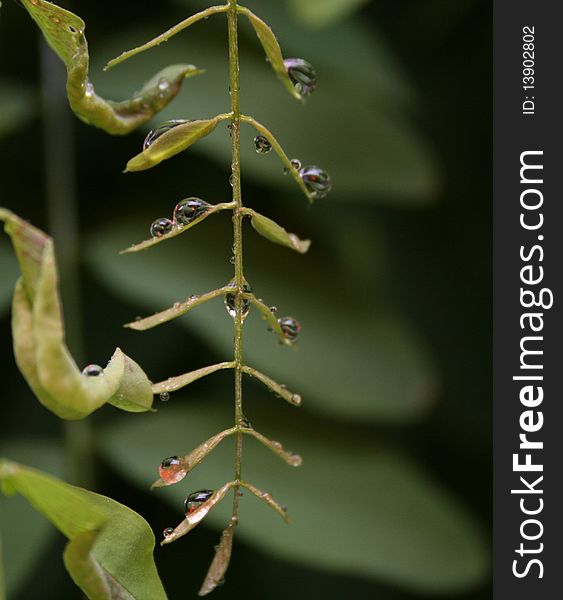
1 209 153 419
20 0 202 135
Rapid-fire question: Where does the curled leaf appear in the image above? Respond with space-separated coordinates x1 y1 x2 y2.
240 481 289 523
238 6 302 101
151 428 236 489
245 208 310 254
198 523 235 597
121 203 234 254
0 459 167 600
1 209 153 419
243 429 303 467
125 116 226 172
242 365 301 406
161 482 235 545
152 362 235 395
126 287 233 330
20 0 202 135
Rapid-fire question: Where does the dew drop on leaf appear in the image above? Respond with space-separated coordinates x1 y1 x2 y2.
283 58 317 96
284 158 302 174
163 527 175 538
240 416 253 429
224 281 252 320
254 135 272 154
143 120 189 150
184 489 214 514
82 364 103 377
173 198 210 226
159 392 170 402
299 165 332 199
278 316 301 341
150 217 173 238
159 456 188 484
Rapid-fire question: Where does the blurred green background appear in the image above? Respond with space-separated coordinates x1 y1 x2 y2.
0 0 491 598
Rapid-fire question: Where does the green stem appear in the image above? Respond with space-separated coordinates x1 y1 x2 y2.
227 0 244 522
40 40 94 491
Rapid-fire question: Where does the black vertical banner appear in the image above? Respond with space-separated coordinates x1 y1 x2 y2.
495 2 562 598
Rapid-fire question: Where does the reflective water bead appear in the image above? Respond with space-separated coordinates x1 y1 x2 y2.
159 392 170 402
184 489 214 514
159 456 187 484
278 316 301 341
240 416 253 429
173 198 210 226
299 165 332 199
143 120 189 150
82 364 103 377
254 135 272 154
163 527 174 538
283 58 317 96
224 281 252 320
150 217 173 238
284 158 302 174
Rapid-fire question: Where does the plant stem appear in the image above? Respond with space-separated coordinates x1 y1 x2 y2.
40 40 94 491
227 0 244 521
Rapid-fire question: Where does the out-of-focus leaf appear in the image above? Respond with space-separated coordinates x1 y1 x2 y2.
20 0 201 135
0 439 63 599
125 117 223 171
287 0 371 29
152 362 235 394
99 403 489 593
0 458 167 600
1 209 153 419
88 218 437 423
95 26 437 203
246 208 310 254
241 366 302 407
238 6 301 101
0 82 36 138
0 240 18 317
198 523 235 596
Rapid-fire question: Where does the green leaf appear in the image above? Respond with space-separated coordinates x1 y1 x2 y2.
0 239 18 317
246 208 311 254
238 7 302 101
287 0 371 29
125 117 223 171
152 362 235 394
0 439 63 599
0 81 36 138
20 0 202 135
88 217 436 423
0 458 167 600
99 403 489 593
1 209 153 419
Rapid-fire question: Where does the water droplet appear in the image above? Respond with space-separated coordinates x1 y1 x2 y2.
163 527 174 538
84 81 94 98
240 416 253 429
278 316 301 341
269 306 278 313
291 393 302 406
150 217 173 238
229 174 234 187
184 489 214 514
284 58 317 96
159 392 170 402
143 120 189 150
281 505 288 513
173 198 210 226
173 302 181 309
284 158 302 174
82 364 103 377
254 135 272 154
157 78 169 92
272 441 282 449
159 456 187 484
229 255 236 265
224 281 252 320
299 165 332 199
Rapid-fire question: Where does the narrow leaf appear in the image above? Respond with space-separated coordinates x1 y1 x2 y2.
161 482 235 545
246 295 293 346
126 287 233 330
243 429 303 467
242 365 301 406
245 208 310 254
20 0 201 135
125 117 224 172
151 428 236 489
152 362 235 395
0 459 167 600
1 210 153 419
238 6 302 101
240 481 289 524
121 203 234 254
198 523 235 597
